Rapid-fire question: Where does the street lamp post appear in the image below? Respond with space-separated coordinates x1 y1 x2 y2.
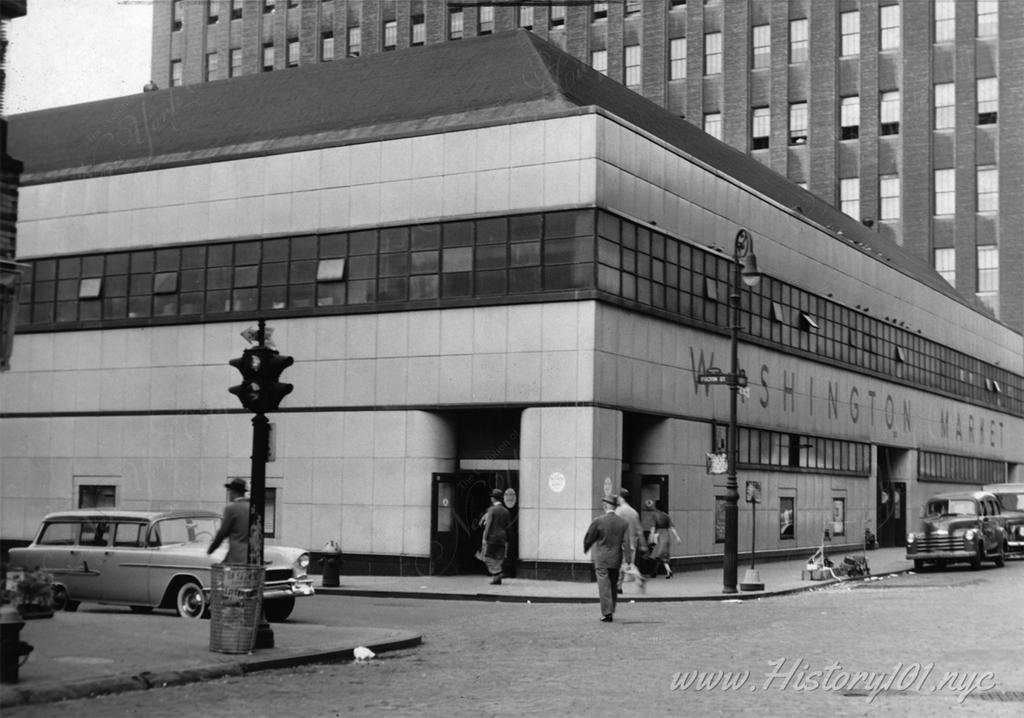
723 229 761 594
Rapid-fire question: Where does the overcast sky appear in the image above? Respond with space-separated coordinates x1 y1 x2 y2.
4 0 152 115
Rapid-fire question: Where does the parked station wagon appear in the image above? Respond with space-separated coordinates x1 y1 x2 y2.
905 491 1007 571
983 483 1024 556
8 509 314 621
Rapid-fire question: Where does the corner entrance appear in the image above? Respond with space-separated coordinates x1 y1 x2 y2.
430 471 518 576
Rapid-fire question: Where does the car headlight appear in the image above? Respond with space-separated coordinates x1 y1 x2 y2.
297 553 310 570
906 533 915 544
963 529 977 541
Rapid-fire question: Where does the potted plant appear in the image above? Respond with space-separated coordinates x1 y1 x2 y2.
2 566 55 619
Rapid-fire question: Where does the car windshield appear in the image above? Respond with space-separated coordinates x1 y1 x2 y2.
152 516 220 546
928 499 976 516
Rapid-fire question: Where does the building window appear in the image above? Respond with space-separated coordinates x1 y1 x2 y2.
384 20 397 50
79 485 117 509
262 43 274 71
411 15 425 45
593 2 608 21
840 96 860 140
977 165 998 213
263 0 275 14
751 107 770 150
977 78 998 125
592 49 608 75
348 26 361 57
230 48 242 77
287 39 299 67
977 0 998 38
704 32 722 75
880 4 900 50
880 174 900 222
840 178 860 220
789 102 807 145
880 91 900 135
321 34 334 61
976 245 998 312
624 45 641 88
518 5 533 29
935 0 955 43
840 11 860 57
479 5 494 34
208 0 220 25
205 52 219 81
752 24 770 69
172 0 183 31
625 0 641 16
779 497 795 540
934 168 955 216
704 112 722 141
671 0 687 9
934 82 955 129
231 0 243 20
789 19 808 64
550 5 566 26
669 38 687 80
934 248 955 286
450 8 464 40
170 60 183 87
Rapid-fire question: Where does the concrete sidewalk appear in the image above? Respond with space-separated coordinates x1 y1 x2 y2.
1 547 909 709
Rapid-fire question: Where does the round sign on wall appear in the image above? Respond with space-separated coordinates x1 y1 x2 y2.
603 476 613 497
504 488 518 508
548 472 566 493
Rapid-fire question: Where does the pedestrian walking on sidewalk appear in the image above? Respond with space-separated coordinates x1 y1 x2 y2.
478 488 511 584
615 489 647 594
647 501 682 578
207 478 250 564
583 496 629 622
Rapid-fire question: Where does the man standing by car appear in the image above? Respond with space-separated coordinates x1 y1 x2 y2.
207 478 250 564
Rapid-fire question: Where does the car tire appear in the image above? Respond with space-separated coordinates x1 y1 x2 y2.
262 597 295 623
175 580 208 619
970 543 983 570
994 544 1005 568
50 584 80 612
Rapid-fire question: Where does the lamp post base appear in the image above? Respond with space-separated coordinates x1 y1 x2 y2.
739 569 764 591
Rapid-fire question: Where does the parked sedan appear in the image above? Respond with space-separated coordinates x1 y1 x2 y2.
8 509 314 621
905 491 1006 571
983 482 1024 556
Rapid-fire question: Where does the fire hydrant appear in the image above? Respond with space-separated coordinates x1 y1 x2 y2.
318 540 343 588
0 604 33 684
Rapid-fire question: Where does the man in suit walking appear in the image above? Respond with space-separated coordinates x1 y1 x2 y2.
615 488 647 593
583 495 629 622
207 478 250 564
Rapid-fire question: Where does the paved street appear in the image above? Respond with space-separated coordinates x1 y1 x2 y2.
7 563 1022 717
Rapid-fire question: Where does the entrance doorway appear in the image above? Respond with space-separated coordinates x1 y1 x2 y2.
430 471 519 576
621 474 668 536
876 447 907 548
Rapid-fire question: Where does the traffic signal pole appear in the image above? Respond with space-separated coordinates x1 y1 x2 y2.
247 411 272 648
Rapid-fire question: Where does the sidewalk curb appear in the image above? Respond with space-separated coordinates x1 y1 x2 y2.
0 632 422 709
314 569 911 603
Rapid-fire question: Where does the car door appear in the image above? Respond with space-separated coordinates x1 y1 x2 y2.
98 520 153 605
67 519 114 601
980 498 1003 553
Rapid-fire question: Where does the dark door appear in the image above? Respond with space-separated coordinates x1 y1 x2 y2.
430 471 518 576
877 480 906 548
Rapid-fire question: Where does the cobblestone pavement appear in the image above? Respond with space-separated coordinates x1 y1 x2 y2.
8 565 1022 718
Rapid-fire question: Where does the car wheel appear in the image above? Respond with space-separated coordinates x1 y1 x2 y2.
994 544 1005 568
130 605 155 614
175 580 208 619
51 584 80 612
970 543 983 570
262 597 295 623
913 559 926 572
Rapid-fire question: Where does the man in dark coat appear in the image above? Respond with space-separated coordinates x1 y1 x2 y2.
207 478 250 564
479 488 511 584
583 496 629 622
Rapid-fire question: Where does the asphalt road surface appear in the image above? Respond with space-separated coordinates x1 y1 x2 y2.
8 562 1023 718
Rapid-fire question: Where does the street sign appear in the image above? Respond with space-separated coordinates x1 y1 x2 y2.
697 370 748 387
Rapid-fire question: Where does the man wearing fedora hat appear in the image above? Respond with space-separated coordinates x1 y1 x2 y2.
207 478 250 564
478 488 511 584
583 495 629 622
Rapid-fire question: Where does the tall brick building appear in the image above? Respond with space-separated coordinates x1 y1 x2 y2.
150 0 1024 334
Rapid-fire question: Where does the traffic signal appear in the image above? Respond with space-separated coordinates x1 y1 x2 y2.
229 346 294 413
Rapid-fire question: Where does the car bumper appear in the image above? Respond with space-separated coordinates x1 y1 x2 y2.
264 578 315 600
1006 539 1024 553
905 549 975 562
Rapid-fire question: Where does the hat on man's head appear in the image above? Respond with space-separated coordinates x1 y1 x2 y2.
224 478 248 494
601 495 618 506
490 488 504 500
618 488 630 498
